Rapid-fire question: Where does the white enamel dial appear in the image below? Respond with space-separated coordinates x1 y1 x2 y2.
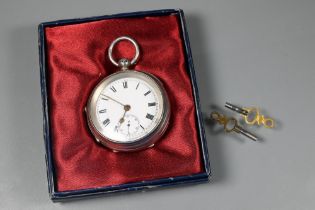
87 70 170 151
95 77 161 142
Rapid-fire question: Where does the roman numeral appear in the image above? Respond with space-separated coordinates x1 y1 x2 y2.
146 113 154 120
140 125 144 130
99 109 106 113
136 82 140 90
110 86 117 92
103 118 110 127
144 90 151 96
148 102 156 107
123 81 128 88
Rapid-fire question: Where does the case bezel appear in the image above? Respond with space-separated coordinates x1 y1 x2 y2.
86 70 171 151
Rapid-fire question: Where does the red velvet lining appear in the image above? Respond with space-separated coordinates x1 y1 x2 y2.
45 14 203 192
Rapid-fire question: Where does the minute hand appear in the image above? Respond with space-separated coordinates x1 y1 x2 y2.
101 94 125 106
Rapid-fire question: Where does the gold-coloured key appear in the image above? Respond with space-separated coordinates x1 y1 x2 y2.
225 102 275 128
210 111 258 141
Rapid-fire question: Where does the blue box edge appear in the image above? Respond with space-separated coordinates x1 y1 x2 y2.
38 8 211 202
51 172 209 201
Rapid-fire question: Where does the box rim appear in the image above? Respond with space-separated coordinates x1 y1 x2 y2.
38 8 211 201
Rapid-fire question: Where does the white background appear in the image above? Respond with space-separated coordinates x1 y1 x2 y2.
0 0 314 209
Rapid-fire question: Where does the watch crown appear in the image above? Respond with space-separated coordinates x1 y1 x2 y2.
118 58 131 70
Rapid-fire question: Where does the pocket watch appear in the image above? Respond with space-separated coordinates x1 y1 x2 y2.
86 36 170 152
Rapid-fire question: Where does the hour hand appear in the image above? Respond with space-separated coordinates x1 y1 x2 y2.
118 104 131 124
